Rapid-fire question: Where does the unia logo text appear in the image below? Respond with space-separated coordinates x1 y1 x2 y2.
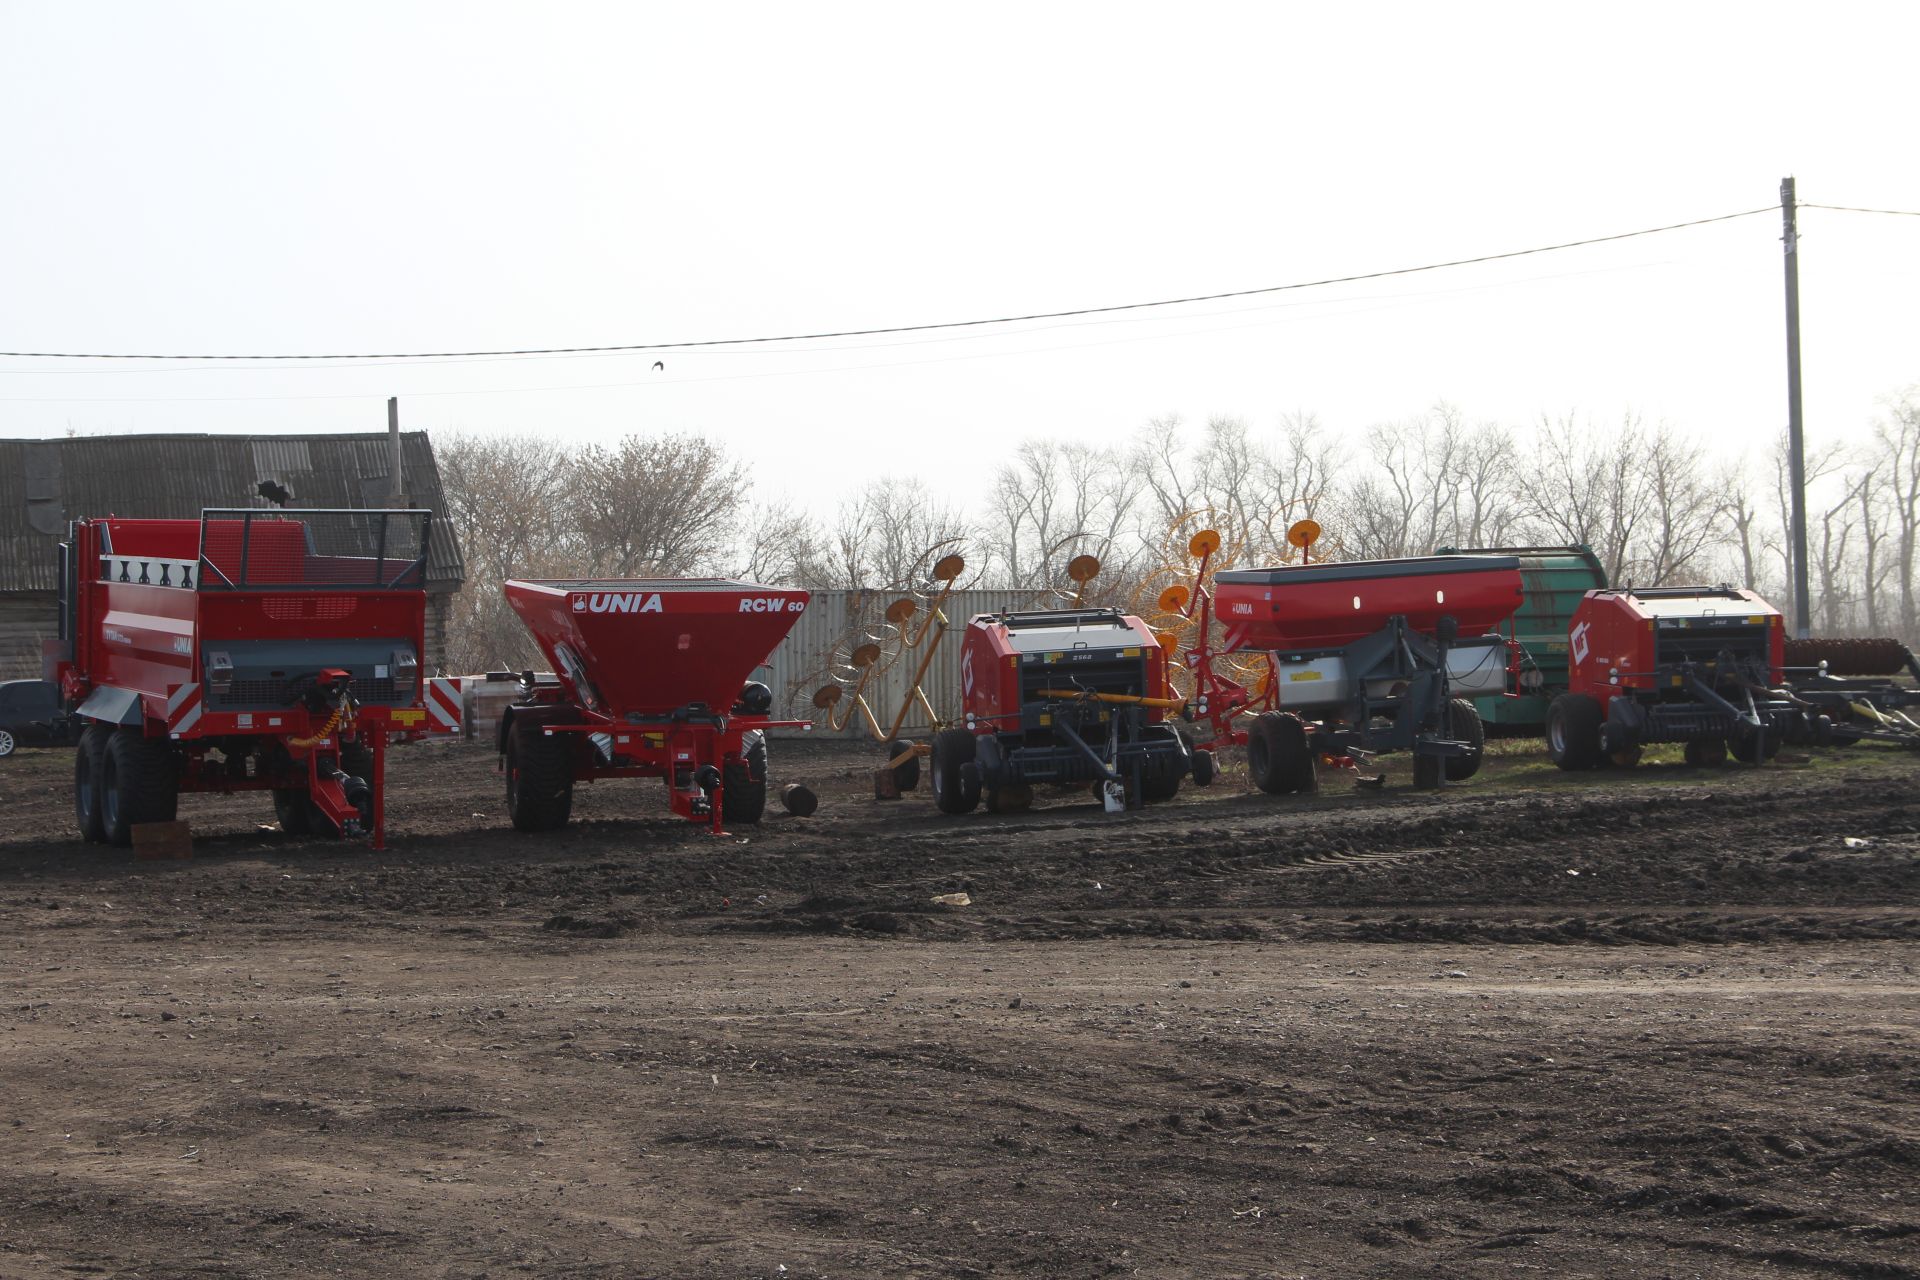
571 592 664 614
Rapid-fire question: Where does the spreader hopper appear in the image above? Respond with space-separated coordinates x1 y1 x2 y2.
504 578 807 715
1214 555 1523 653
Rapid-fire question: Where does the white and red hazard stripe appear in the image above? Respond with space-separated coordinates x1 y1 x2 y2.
1222 623 1252 653
165 682 204 737
424 677 462 733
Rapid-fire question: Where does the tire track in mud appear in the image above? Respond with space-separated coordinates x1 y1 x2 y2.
2 748 1917 946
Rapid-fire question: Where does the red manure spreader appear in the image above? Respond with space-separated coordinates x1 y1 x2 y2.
51 509 462 847
1176 531 1524 790
497 578 814 833
930 606 1205 815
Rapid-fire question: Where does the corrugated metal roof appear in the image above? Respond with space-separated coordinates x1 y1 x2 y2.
0 431 464 592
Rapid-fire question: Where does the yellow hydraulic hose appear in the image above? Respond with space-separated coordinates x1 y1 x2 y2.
1036 688 1185 710
292 699 355 748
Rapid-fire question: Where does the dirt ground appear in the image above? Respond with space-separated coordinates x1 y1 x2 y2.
1 736 1917 1279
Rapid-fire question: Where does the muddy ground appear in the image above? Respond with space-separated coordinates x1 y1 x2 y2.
0 737 1916 1279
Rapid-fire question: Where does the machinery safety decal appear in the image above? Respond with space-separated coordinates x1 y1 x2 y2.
426 678 463 732
165 682 203 737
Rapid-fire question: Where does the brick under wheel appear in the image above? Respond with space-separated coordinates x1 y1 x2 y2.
884 738 921 792
100 727 178 847
74 722 112 843
507 729 575 832
720 735 768 826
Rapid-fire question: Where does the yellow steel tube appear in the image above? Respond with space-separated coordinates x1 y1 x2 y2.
883 609 950 742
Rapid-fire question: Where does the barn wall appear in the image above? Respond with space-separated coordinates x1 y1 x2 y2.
759 588 1030 738
426 591 452 675
0 592 56 681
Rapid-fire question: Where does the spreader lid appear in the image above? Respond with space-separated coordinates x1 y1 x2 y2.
504 577 809 715
1215 554 1520 586
517 577 769 592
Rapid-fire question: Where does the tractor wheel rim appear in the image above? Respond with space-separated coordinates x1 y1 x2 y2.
0 729 13 755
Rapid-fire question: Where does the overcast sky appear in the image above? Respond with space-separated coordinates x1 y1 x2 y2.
2 2 1916 516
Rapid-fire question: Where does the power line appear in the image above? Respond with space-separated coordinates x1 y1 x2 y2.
1 266 1664 405
0 206 1775 363
1801 202 1920 218
0 257 1670 379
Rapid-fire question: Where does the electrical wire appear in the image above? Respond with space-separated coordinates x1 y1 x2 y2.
0 206 1775 362
0 257 1672 377
0 258 1682 405
1801 203 1920 218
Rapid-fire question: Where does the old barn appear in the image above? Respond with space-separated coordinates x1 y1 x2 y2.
0 431 465 680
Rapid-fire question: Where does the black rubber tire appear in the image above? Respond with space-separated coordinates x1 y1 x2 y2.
931 728 982 815
1546 694 1604 771
1139 725 1183 803
1684 738 1728 768
1728 720 1780 765
74 722 111 843
1191 747 1215 787
339 741 378 827
1248 712 1315 795
100 728 178 848
720 737 768 826
885 738 921 792
507 729 575 832
272 788 317 834
1442 698 1486 781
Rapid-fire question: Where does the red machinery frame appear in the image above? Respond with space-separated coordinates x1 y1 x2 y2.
53 509 461 848
498 579 812 834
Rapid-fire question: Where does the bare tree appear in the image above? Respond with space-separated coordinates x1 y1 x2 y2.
735 500 827 586
984 438 1139 590
817 476 971 590
1874 391 1920 635
1253 410 1342 556
436 432 578 672
1128 414 1203 535
1717 459 1767 591
573 435 751 577
1440 417 1518 548
1630 427 1719 584
1512 412 1655 584
1856 458 1889 634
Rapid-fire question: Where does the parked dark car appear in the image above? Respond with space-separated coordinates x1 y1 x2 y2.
0 679 77 757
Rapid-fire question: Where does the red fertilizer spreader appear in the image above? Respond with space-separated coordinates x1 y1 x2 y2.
496 578 813 834
1174 539 1525 792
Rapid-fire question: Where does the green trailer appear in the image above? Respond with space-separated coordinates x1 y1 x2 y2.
1434 544 1608 734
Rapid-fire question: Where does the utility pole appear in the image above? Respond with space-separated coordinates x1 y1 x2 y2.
385 395 405 506
1780 177 1811 640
